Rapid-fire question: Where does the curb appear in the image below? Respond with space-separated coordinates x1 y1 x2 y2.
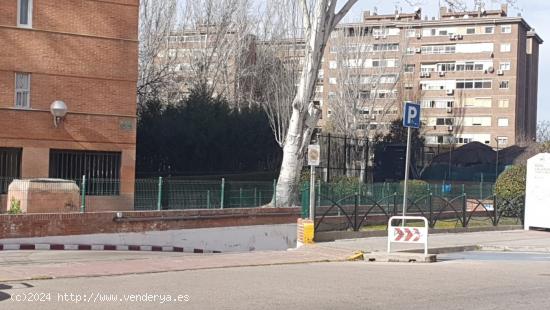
0 243 221 254
479 245 550 253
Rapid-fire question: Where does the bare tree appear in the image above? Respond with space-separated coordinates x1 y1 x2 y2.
168 0 257 109
137 0 178 109
269 0 358 207
537 120 550 143
249 0 304 148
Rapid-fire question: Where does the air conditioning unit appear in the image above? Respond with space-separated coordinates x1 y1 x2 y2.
420 72 425 78
371 83 378 88
488 66 495 73
446 107 453 113
371 115 377 120
446 89 454 95
425 72 431 78
415 48 422 53
497 70 504 75
449 34 457 40
457 34 464 40
447 125 454 131
374 35 380 40
417 34 422 39
439 71 446 77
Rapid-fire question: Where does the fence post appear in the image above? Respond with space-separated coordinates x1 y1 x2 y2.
393 192 397 216
354 193 359 231
207 190 211 209
462 193 467 227
428 192 433 228
317 179 321 208
220 178 225 209
80 175 86 213
493 194 498 226
272 179 277 208
327 133 331 182
239 188 243 208
157 177 163 211
480 173 484 198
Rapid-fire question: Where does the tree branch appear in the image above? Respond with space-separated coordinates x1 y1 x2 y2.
299 0 312 36
333 0 359 27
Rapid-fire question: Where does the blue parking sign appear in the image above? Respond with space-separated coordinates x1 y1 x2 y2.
403 102 421 128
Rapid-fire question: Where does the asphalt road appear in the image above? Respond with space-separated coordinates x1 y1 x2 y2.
2 253 550 310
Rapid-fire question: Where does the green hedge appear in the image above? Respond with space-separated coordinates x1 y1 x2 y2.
494 165 526 201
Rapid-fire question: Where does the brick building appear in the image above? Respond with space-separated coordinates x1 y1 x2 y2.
0 0 139 211
322 5 542 150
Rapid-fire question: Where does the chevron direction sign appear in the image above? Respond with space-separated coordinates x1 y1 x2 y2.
393 227 425 243
387 216 429 255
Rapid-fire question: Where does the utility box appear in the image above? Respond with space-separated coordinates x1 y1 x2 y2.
524 153 550 230
7 179 80 213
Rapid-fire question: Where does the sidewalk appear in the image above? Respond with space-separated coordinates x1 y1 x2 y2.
0 230 549 282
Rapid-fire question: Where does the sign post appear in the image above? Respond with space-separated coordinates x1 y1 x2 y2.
307 144 320 221
402 102 421 222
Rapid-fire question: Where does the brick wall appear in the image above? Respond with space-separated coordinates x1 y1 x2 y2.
0 0 139 211
0 208 302 239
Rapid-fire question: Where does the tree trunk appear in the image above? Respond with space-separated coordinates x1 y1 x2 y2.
271 0 358 207
275 108 306 206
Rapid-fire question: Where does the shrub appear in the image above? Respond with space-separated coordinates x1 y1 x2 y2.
495 165 526 201
399 179 429 199
8 197 22 214
331 176 362 197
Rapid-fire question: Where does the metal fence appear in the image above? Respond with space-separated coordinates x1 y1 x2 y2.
134 178 276 210
301 181 524 232
0 176 277 213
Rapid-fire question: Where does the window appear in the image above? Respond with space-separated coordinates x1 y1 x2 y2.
0 148 22 194
15 73 31 108
498 118 509 127
498 99 509 108
500 43 511 52
436 118 454 125
404 64 415 73
17 0 33 27
329 61 337 69
499 80 509 89
466 27 476 34
406 29 416 37
499 62 511 71
497 136 508 146
406 47 415 55
49 150 122 196
456 79 492 89
329 77 337 85
501 25 512 34
484 26 495 34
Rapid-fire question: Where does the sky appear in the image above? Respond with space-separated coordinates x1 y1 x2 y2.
340 0 549 121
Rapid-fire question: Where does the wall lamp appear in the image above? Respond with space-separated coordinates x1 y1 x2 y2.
50 100 68 128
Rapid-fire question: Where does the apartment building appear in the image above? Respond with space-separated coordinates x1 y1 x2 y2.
0 0 139 211
163 26 256 106
322 5 542 149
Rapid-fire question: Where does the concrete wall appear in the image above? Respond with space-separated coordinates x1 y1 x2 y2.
0 224 298 252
